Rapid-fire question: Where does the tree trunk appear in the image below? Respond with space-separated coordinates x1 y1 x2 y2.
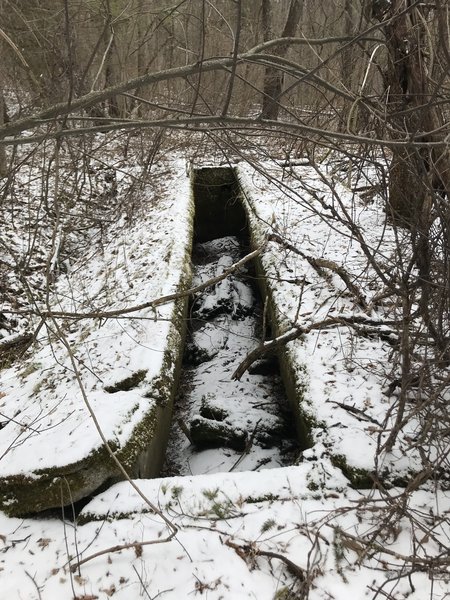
103 0 120 118
380 1 445 225
261 0 303 120
373 0 450 357
0 91 7 178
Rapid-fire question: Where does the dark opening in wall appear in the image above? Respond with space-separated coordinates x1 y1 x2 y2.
193 167 248 243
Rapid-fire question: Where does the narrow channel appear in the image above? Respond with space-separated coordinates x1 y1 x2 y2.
163 168 299 476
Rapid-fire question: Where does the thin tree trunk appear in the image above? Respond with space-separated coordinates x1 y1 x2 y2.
103 0 120 118
369 2 450 443
0 90 7 177
380 1 443 224
261 0 303 120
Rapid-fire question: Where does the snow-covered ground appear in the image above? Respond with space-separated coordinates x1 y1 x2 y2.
0 145 449 599
0 464 448 599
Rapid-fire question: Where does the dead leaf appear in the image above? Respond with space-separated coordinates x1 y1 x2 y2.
100 584 116 597
37 537 51 550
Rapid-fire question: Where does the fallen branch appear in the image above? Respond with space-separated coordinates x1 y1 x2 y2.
329 526 450 568
71 539 170 572
0 332 33 353
37 239 267 321
329 401 382 426
232 314 397 380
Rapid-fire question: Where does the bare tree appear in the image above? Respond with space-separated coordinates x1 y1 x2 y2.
261 0 303 119
0 90 6 177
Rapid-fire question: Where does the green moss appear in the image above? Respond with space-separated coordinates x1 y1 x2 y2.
0 442 119 516
104 369 147 393
190 416 247 451
0 175 196 518
115 402 159 471
330 454 373 489
78 507 152 524
199 394 228 421
245 493 280 504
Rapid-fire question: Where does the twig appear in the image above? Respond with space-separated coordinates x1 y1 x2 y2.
328 526 450 567
24 570 42 600
225 539 305 582
268 232 368 309
72 539 172 572
329 401 382 426
177 418 193 444
229 419 261 472
132 565 153 600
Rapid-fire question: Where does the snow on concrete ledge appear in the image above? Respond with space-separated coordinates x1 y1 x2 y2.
0 160 194 515
236 161 417 483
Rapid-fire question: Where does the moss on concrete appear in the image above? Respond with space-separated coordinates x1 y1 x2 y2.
0 179 195 517
104 369 147 393
190 416 247 451
0 443 118 516
330 454 373 489
235 174 313 451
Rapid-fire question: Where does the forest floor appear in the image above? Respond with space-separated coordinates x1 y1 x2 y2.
0 133 448 600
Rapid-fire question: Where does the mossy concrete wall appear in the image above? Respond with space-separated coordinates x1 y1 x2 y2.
254 262 312 450
235 167 377 488
234 168 313 451
0 185 195 517
128 276 192 479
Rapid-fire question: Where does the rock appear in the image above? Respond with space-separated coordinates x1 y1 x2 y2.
190 416 247 451
184 321 229 366
194 236 242 264
191 239 255 321
229 280 254 318
199 394 229 421
248 357 279 376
